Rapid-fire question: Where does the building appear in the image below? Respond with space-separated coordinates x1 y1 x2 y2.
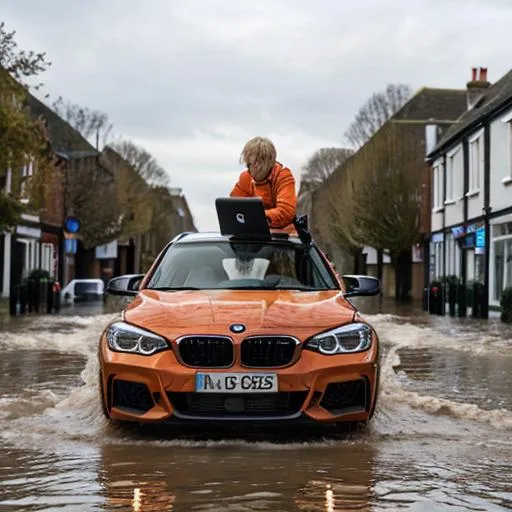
169 187 197 235
2 83 198 298
310 86 467 299
427 67 512 317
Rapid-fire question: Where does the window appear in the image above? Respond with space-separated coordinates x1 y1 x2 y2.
507 121 512 181
433 242 444 279
469 136 481 194
445 234 460 277
492 222 512 302
41 243 54 276
147 241 340 291
444 146 461 204
433 164 444 210
501 110 512 183
20 158 35 203
446 156 454 201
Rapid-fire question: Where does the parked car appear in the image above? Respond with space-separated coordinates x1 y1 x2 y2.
61 278 105 303
98 224 381 429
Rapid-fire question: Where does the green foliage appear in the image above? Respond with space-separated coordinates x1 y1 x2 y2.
0 21 52 229
442 275 461 285
28 268 51 280
0 192 24 231
500 287 512 323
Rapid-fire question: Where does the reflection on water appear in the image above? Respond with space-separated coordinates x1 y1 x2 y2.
396 347 512 411
0 303 512 510
350 296 428 317
98 442 376 512
295 479 372 511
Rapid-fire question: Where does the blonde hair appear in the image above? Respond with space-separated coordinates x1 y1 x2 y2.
240 137 276 181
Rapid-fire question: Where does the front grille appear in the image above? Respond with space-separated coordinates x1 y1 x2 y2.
178 336 233 367
319 379 368 414
168 392 307 417
241 336 297 367
112 379 154 413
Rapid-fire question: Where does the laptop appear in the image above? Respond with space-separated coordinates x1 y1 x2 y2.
215 197 271 239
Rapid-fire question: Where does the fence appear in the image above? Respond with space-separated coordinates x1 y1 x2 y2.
9 277 61 316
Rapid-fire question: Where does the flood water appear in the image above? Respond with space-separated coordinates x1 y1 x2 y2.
1 298 512 511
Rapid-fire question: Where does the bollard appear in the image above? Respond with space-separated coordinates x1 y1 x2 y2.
422 287 429 311
448 282 457 317
39 277 47 314
429 283 444 315
53 281 61 313
9 285 20 316
27 278 36 313
472 282 484 318
47 279 54 313
19 281 27 315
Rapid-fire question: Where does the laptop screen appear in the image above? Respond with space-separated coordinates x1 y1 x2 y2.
215 197 271 239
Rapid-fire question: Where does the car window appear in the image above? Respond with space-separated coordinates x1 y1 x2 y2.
74 282 100 294
147 241 339 291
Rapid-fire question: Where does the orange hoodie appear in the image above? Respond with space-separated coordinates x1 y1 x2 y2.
230 162 297 229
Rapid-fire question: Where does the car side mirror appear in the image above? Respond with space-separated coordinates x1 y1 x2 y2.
106 274 145 296
342 275 380 297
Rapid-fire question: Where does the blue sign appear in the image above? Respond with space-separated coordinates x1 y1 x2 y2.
463 233 476 248
64 216 81 234
476 227 485 248
65 238 77 254
451 225 465 239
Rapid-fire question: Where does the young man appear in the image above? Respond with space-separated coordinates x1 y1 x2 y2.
230 137 297 230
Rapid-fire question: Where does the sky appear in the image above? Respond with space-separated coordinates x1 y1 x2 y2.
2 0 512 231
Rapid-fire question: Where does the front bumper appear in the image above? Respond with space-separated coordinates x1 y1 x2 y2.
99 337 379 425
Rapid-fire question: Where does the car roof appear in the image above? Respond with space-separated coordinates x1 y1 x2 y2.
174 231 305 246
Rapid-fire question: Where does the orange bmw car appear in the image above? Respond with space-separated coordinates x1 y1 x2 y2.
99 211 381 429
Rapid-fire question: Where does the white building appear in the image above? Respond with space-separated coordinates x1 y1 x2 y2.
427 67 512 317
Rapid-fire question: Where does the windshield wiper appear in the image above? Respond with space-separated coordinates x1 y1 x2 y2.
146 286 201 291
218 285 326 291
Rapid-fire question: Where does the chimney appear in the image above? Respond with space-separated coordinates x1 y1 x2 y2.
466 66 491 110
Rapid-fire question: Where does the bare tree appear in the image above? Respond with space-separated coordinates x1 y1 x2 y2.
110 139 170 187
52 97 113 149
0 21 50 88
301 147 353 185
66 157 120 248
332 123 423 299
344 84 412 148
99 146 153 239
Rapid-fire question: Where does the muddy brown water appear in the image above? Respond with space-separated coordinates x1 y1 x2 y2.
1 298 511 511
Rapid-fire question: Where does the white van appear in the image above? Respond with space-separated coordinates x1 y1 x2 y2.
61 279 105 303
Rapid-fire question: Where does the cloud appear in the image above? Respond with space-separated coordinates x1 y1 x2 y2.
2 0 512 230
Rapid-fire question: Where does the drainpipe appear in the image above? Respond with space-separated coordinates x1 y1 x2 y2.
442 154 447 282
482 122 491 319
460 138 469 317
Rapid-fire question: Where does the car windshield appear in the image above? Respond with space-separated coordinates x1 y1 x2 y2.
146 241 339 291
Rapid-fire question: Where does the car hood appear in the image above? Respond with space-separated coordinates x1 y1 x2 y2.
123 289 355 336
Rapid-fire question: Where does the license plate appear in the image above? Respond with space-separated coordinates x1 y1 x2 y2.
195 372 278 393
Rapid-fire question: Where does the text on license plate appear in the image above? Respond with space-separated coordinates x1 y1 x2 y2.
195 373 278 393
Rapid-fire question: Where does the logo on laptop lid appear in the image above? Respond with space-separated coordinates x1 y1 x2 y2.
236 213 245 224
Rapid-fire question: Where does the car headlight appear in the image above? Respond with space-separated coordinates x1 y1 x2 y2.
106 322 169 356
305 322 373 355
